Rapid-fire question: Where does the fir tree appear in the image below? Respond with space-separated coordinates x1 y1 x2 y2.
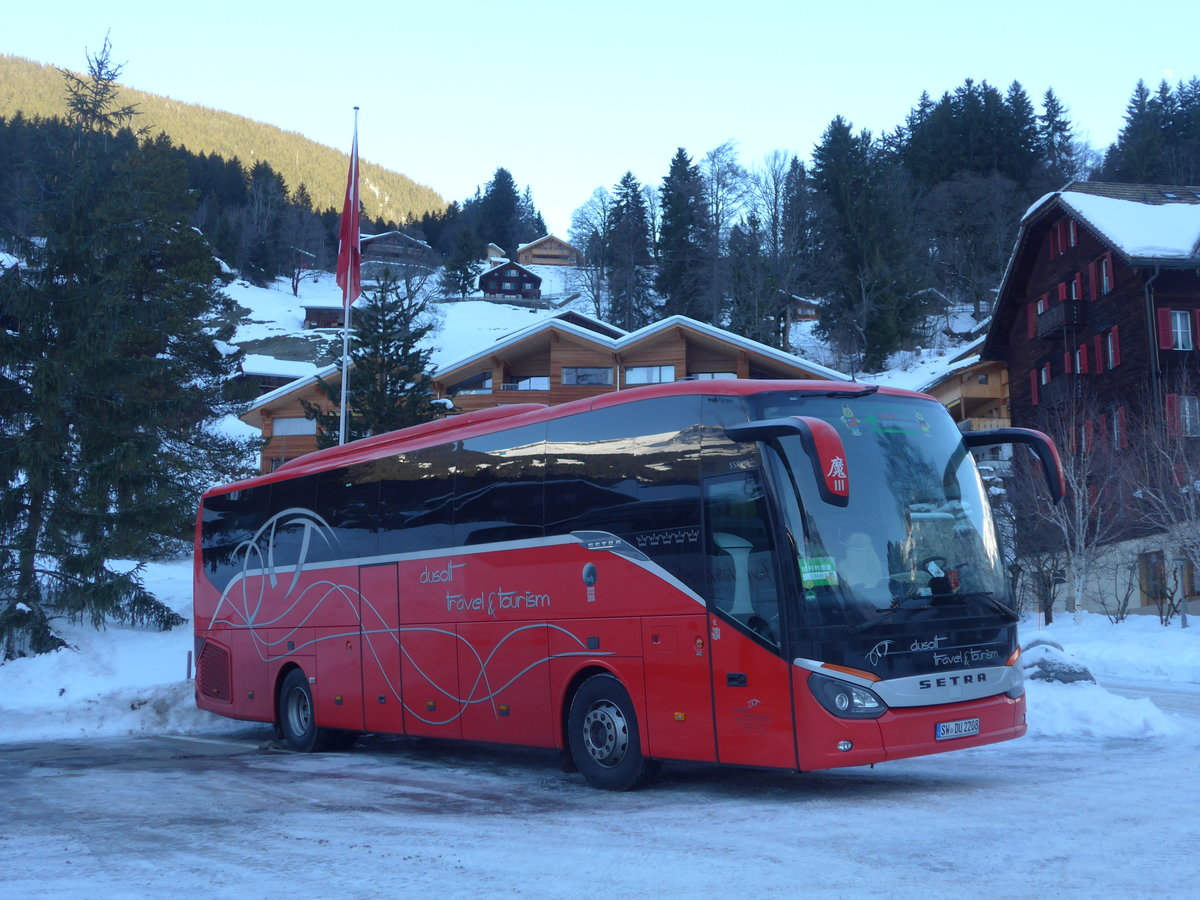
478 167 521 257
1037 88 1076 187
302 271 438 445
655 147 707 318
606 171 655 330
0 43 253 659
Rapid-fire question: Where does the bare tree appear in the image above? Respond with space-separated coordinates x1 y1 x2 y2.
567 187 613 319
1028 385 1132 623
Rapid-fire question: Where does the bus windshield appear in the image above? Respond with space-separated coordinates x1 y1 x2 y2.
751 392 1009 634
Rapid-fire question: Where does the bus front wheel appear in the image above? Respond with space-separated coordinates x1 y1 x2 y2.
567 674 654 791
278 668 342 752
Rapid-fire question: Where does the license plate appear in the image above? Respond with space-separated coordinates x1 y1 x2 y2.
935 717 980 741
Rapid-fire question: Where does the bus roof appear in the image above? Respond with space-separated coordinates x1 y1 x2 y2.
207 379 937 497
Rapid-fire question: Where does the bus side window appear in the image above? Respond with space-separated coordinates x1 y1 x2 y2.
703 471 780 646
375 444 456 554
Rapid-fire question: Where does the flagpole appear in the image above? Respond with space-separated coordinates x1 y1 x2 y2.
336 106 361 446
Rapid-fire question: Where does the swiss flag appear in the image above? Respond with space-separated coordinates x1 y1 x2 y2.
335 120 361 307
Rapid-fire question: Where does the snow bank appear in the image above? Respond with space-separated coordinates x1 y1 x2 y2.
1 562 1196 747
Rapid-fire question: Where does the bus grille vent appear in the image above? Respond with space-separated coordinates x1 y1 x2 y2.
197 641 232 703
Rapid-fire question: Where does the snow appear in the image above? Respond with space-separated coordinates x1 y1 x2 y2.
1058 191 1200 260
2 562 1198 896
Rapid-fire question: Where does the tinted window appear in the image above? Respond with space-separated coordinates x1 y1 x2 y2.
545 396 704 589
376 443 456 554
264 474 319 569
455 424 546 545
310 463 380 563
200 484 272 593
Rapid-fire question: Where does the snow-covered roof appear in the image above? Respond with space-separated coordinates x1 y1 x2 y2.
436 313 849 382
1024 182 1200 265
240 354 320 379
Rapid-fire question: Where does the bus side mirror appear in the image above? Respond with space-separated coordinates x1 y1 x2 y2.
963 427 1067 505
725 416 850 507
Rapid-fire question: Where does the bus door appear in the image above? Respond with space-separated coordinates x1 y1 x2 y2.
704 471 798 770
310 568 366 733
396 556 464 740
359 563 403 734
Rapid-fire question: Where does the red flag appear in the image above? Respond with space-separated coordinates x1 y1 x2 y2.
335 119 361 307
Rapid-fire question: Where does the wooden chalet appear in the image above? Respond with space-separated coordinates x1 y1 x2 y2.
515 235 584 267
433 313 848 414
302 231 437 328
983 181 1200 431
479 261 542 300
921 341 1010 433
240 311 848 472
982 181 1200 613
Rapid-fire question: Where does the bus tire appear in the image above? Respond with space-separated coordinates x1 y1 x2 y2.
277 668 340 752
567 674 653 791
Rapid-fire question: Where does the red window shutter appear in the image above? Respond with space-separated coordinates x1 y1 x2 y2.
1167 394 1180 435
1088 260 1098 300
1026 303 1036 339
1063 351 1073 374
1094 335 1103 371
1057 221 1068 254
1074 273 1083 300
1030 371 1040 406
1049 230 1058 258
1058 282 1068 302
1194 309 1200 348
1112 326 1121 366
1158 308 1174 350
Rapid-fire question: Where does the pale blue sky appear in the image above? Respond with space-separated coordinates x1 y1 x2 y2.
3 1 1195 235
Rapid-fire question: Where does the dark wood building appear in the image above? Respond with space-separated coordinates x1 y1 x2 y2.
984 182 1200 435
479 261 542 299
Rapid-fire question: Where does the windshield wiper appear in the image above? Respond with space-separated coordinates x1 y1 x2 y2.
849 599 932 634
956 591 1019 622
823 385 879 399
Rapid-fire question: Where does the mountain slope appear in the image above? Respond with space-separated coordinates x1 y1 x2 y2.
0 54 445 223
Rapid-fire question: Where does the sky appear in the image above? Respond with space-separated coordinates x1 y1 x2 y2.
3 2 1198 238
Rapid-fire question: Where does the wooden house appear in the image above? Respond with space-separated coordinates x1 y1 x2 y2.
983 181 1200 433
433 312 848 414
982 181 1200 613
240 311 848 471
515 235 584 267
479 262 542 300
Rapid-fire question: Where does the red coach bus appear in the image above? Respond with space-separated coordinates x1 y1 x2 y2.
194 379 1064 790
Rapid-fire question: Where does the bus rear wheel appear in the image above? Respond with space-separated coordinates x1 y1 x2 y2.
278 668 341 752
568 674 653 791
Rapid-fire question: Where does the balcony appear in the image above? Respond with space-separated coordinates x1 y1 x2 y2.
958 416 1012 432
1039 373 1082 406
1037 300 1087 338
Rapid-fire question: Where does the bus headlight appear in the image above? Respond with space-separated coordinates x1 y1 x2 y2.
808 672 887 719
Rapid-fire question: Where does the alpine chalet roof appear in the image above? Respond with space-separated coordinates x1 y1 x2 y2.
1022 181 1200 267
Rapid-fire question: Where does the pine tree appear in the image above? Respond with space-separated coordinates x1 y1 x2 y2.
606 171 655 330
1111 79 1168 182
1037 88 1076 187
302 272 437 444
478 167 521 257
655 147 707 318
439 226 484 298
0 43 252 659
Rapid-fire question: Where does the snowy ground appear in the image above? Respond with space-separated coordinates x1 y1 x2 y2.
1 559 1197 897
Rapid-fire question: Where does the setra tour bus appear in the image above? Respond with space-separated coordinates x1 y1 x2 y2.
194 379 1065 790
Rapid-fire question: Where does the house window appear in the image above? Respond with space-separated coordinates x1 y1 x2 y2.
1172 310 1193 350
1039 363 1051 385
625 365 675 385
1068 220 1078 247
507 269 519 277
501 281 514 290
1036 295 1047 315
448 372 493 395
1182 396 1200 436
1099 255 1113 294
523 282 533 290
502 375 550 391
561 367 613 386
272 417 318 436
689 372 737 380
1111 407 1123 447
